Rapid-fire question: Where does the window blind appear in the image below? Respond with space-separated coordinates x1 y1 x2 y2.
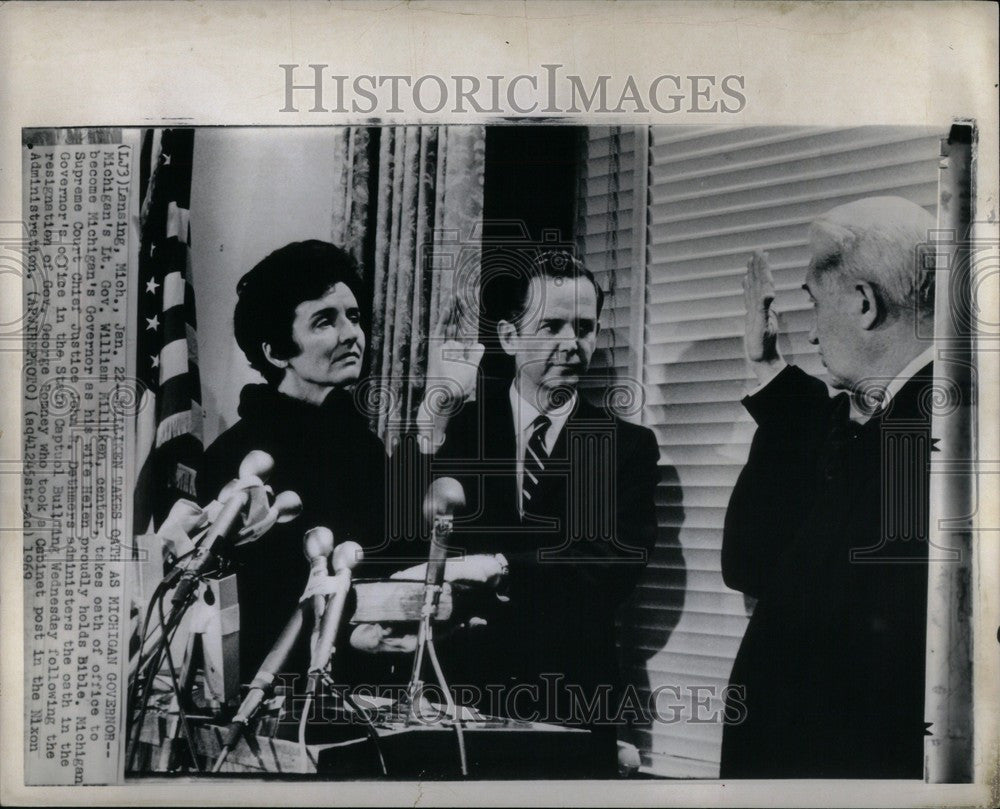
577 126 641 394
581 125 943 777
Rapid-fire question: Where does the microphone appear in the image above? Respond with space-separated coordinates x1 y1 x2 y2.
307 541 364 692
270 489 304 521
238 449 275 483
423 477 466 594
218 524 326 759
423 477 466 524
156 498 209 579
220 602 308 754
404 477 467 734
170 488 251 610
170 451 287 611
303 527 334 652
234 490 303 546
215 450 276 503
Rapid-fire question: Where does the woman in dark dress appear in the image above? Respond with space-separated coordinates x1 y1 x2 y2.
196 241 392 680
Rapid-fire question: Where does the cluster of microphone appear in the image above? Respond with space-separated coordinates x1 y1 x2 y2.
222 477 465 755
127 450 303 770
167 450 302 615
220 531 364 758
130 449 468 772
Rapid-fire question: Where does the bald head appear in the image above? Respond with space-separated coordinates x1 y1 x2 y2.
809 196 937 322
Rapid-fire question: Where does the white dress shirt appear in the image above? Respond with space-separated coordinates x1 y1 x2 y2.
509 383 576 515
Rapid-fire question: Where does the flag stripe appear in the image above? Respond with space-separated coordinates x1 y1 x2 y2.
166 201 190 242
157 339 189 385
134 388 157 474
162 271 186 310
133 127 202 533
184 252 198 329
158 366 200 420
157 308 198 361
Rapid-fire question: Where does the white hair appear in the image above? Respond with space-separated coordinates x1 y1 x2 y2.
810 196 937 320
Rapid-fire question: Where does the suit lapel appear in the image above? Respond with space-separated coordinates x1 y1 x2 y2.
478 385 520 521
527 395 599 522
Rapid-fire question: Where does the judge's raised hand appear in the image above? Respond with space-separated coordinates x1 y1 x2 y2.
742 251 783 384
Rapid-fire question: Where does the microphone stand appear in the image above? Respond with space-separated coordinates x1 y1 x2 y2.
404 498 468 775
213 602 308 772
297 542 362 773
306 541 363 695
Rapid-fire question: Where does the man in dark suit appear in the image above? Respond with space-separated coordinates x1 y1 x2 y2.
720 197 937 778
419 251 660 774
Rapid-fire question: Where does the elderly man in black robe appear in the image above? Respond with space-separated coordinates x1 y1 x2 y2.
721 197 937 779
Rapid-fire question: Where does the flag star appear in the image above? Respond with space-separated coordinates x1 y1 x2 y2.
145 315 160 331
162 154 171 166
149 244 156 257
151 355 159 368
146 278 159 294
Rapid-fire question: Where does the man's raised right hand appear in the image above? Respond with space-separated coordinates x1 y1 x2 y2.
417 299 484 452
742 251 784 385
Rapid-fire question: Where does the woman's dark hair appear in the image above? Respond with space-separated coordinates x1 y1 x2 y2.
234 240 368 386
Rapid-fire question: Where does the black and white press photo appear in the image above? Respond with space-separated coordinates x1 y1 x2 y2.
4 2 998 806
19 122 980 781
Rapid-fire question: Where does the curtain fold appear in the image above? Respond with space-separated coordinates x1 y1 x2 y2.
330 127 372 265
359 125 486 442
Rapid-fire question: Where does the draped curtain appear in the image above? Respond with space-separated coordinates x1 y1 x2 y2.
333 126 486 443
330 127 373 266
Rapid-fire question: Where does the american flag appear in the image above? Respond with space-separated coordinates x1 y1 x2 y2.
133 129 203 533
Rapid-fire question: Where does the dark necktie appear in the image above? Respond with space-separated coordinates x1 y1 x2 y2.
521 414 551 512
